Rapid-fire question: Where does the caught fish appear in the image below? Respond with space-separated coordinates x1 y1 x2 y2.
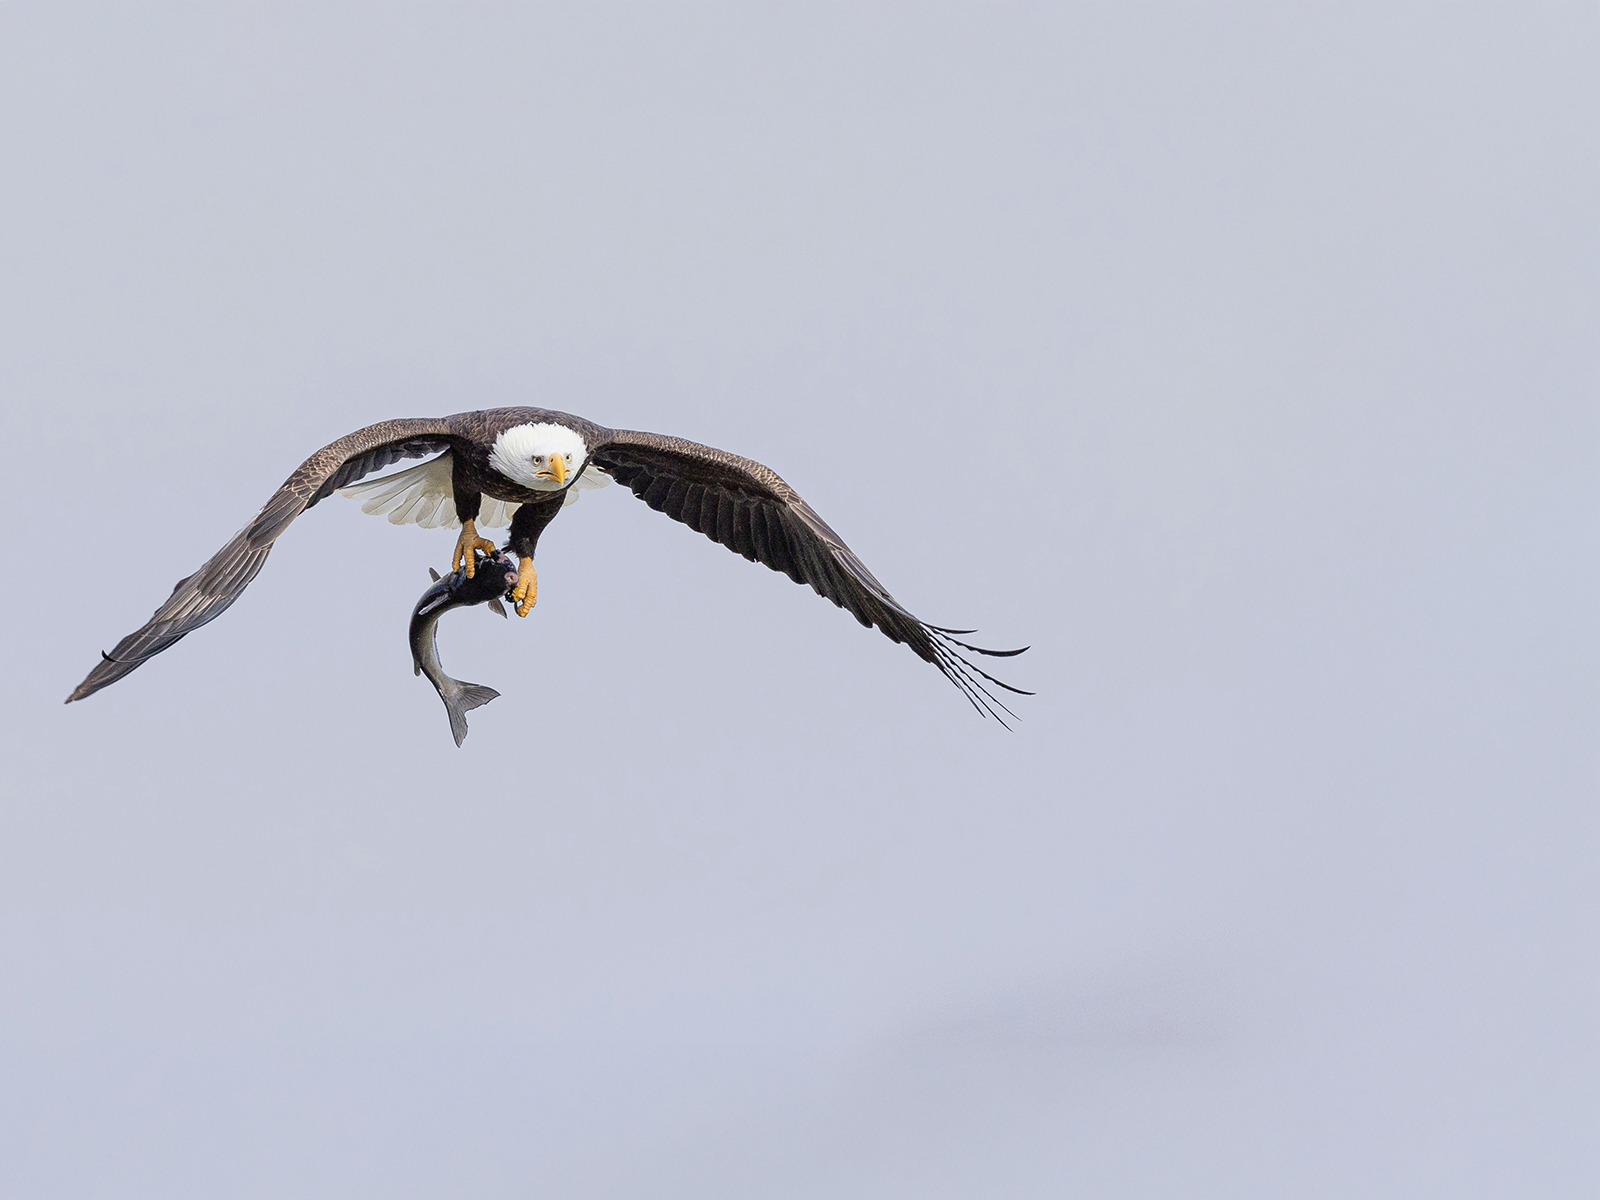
409 549 521 746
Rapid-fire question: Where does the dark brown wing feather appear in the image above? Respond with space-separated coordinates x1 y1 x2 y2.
67 418 454 702
590 430 1029 723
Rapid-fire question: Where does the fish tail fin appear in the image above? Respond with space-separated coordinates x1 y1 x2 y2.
445 682 501 747
458 683 500 712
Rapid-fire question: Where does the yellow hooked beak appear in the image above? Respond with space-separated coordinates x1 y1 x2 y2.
539 455 568 486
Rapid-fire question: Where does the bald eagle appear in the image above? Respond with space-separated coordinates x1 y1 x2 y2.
67 409 1028 721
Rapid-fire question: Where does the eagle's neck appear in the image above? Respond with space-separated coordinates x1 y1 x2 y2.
487 422 587 490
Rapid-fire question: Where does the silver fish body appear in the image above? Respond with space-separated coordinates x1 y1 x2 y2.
408 550 520 746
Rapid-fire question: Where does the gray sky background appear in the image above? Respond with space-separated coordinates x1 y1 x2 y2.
0 4 1594 1197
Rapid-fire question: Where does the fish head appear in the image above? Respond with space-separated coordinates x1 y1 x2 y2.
454 550 520 604
496 555 521 594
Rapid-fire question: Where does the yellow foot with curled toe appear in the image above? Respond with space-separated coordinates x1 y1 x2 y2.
511 558 538 617
452 518 497 578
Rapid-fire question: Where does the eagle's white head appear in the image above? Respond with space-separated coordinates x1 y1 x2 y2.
488 422 590 491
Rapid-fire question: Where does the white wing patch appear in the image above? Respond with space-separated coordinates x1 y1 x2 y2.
337 454 469 527
337 451 612 526
564 463 613 506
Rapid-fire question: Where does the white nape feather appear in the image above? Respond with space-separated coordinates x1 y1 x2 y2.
337 453 522 529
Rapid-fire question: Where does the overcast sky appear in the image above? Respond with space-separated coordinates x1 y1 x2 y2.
0 4 1594 1197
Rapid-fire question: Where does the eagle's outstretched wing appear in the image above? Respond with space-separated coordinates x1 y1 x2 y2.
67 418 455 702
590 429 1029 723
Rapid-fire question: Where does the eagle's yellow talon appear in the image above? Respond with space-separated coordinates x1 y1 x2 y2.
451 519 497 578
511 559 538 617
